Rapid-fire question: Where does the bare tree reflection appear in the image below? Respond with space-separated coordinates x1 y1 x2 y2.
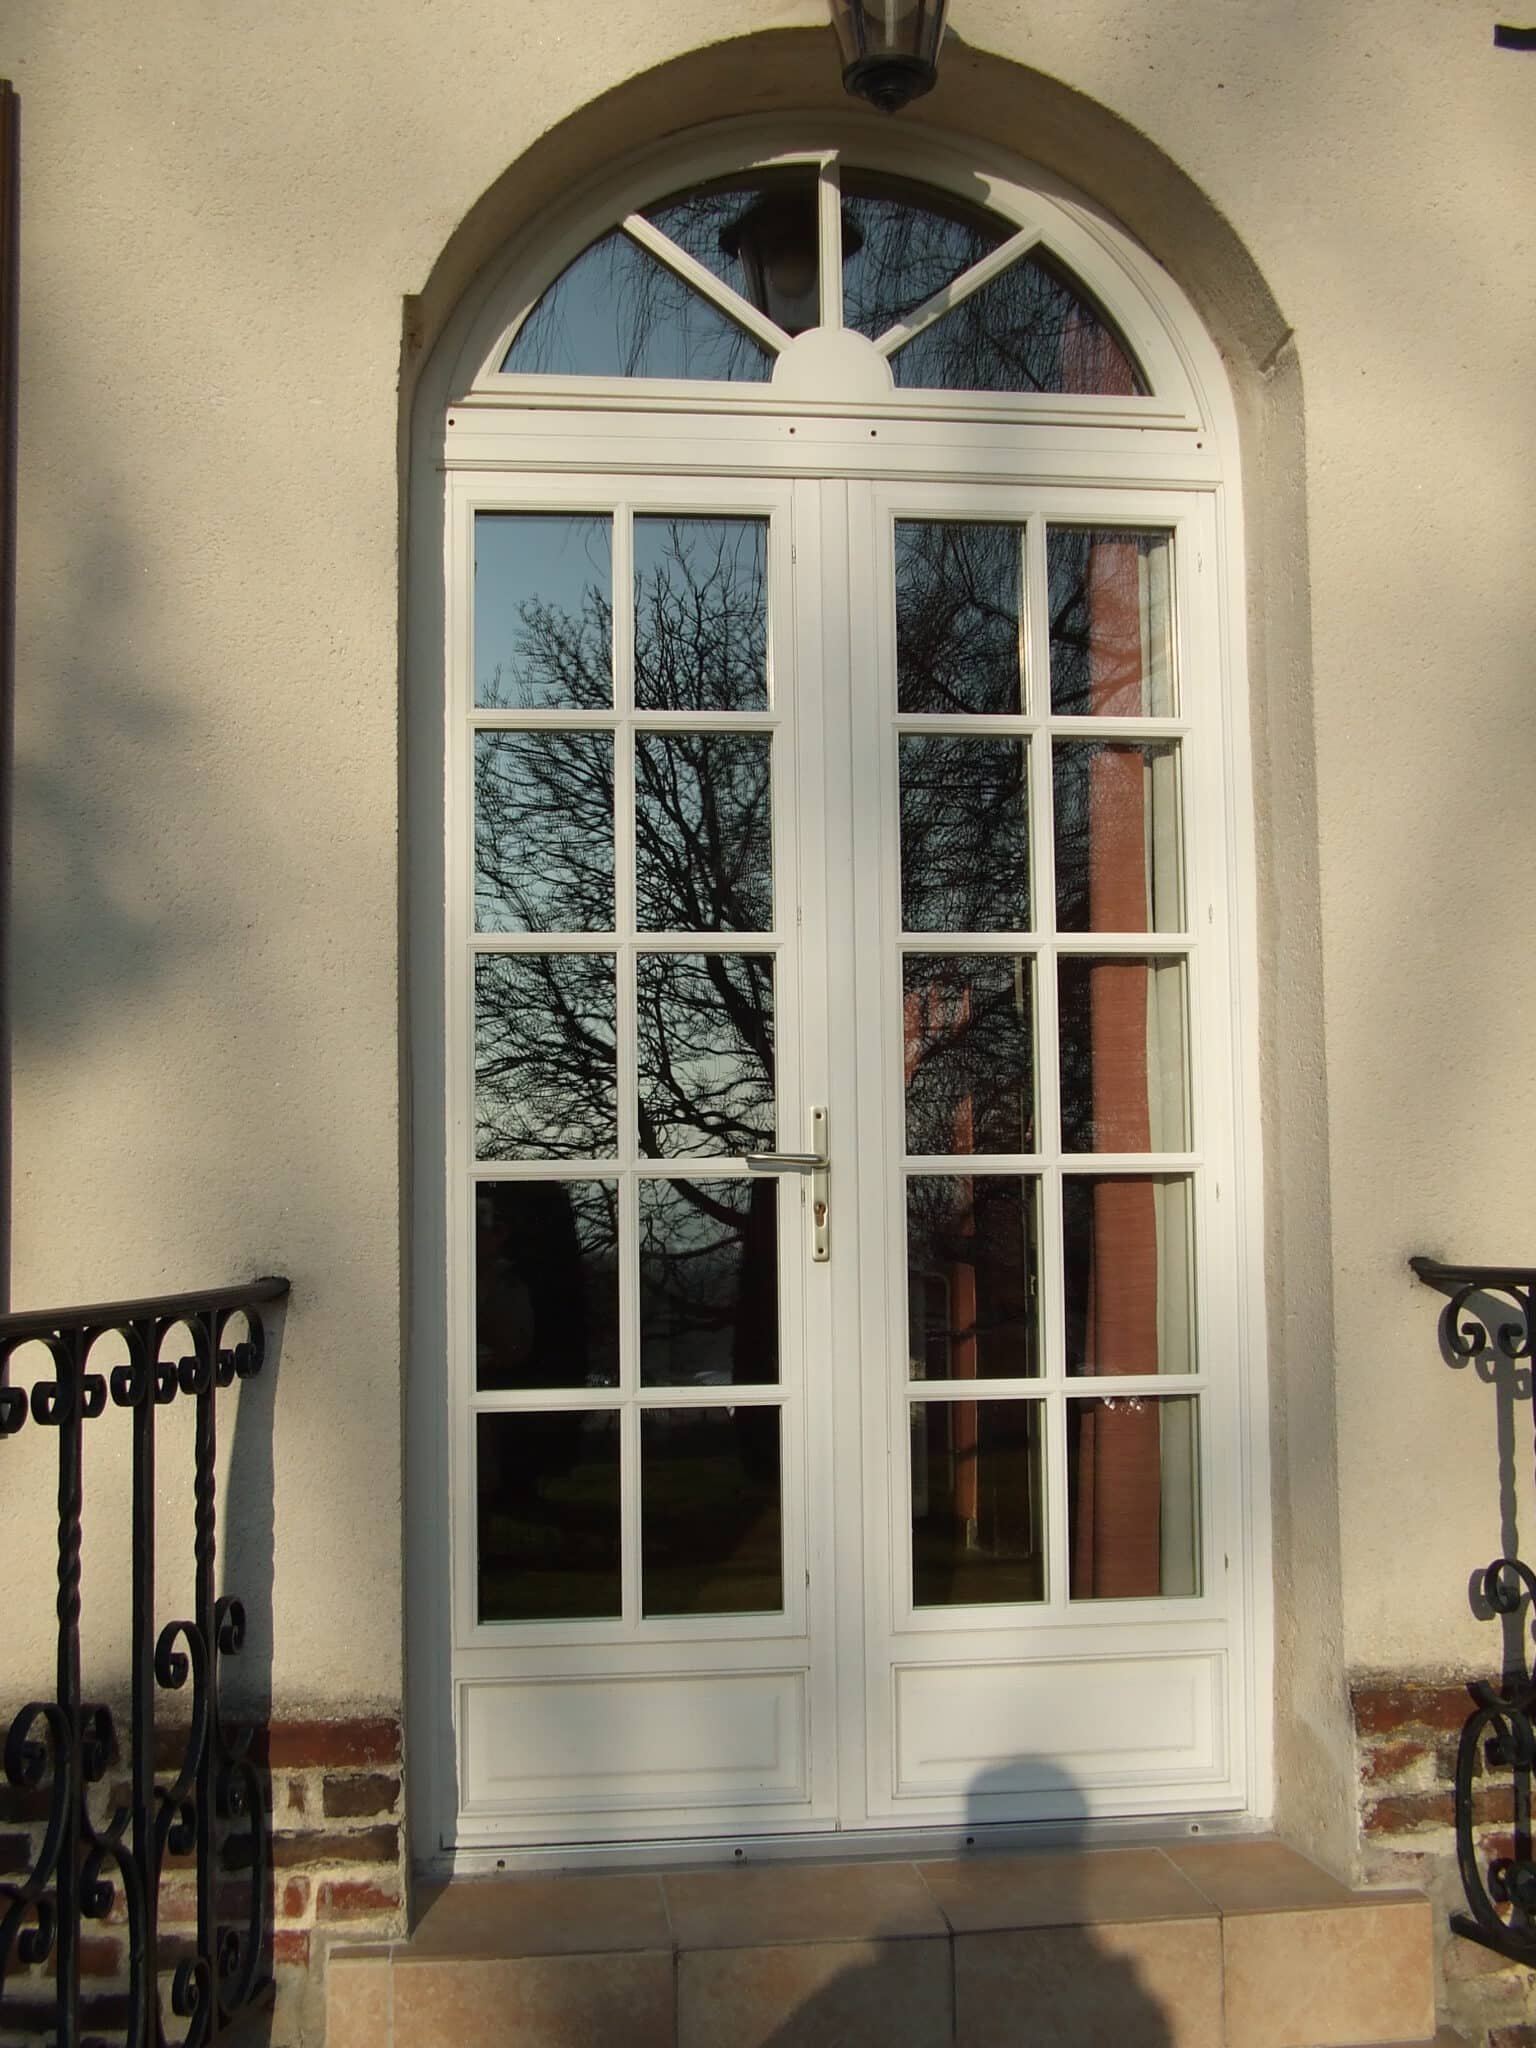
472 523 780 1505
900 735 1030 933
842 174 1008 339
896 520 1022 715
503 230 771 382
893 253 1147 395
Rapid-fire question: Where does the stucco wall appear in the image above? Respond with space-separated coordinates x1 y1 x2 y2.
3 0 1531 1875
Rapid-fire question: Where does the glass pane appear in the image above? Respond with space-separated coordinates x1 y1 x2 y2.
904 954 1035 1157
911 1399 1044 1606
634 517 769 711
475 732 615 933
636 732 773 932
1063 1176 1195 1378
478 1409 621 1621
900 736 1030 933
475 952 618 1160
501 229 772 381
895 521 1024 716
1068 1395 1200 1599
841 170 1011 340
476 1180 620 1391
1057 956 1189 1153
475 513 612 711
1054 741 1183 934
907 1176 1040 1381
644 171 820 337
639 1177 779 1387
890 253 1147 395
1048 529 1175 717
637 952 775 1157
641 1407 783 1616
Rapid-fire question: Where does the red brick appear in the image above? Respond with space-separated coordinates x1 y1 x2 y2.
261 1719 401 1770
1352 1682 1473 1736
285 1776 308 1815
1363 1790 1454 1834
225 1824 399 1870
317 1877 403 1920
1488 2027 1536 2047
322 1771 401 1820
0 1987 135 2035
1361 1738 1429 1783
156 1875 257 1926
1475 1784 1518 1825
281 1876 311 1921
78 1933 122 1978
0 1783 54 1825
274 1929 311 1968
1365 1782 1515 1834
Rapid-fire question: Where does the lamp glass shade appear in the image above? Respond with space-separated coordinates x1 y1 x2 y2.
830 0 949 112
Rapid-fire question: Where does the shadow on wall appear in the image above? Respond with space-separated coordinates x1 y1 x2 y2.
753 1765 1174 2048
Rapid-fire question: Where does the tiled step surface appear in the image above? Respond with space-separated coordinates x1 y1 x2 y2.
327 1837 1436 2048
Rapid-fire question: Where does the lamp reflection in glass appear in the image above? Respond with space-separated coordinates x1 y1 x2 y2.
830 0 950 114
719 192 864 338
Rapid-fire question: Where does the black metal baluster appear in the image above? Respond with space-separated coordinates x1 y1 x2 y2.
128 1314 157 2048
1413 1255 1536 1963
0 1277 288 2045
195 1310 218 2037
55 1324 84 2046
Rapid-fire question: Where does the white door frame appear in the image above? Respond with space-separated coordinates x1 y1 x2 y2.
404 122 1274 1874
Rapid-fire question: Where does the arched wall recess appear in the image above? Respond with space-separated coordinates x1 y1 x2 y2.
406 107 1297 1870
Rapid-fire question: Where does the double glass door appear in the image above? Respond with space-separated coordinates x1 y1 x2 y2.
445 467 1246 1847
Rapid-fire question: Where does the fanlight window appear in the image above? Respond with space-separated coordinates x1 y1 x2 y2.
500 163 1148 397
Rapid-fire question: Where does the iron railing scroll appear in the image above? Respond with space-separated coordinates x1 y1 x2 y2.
0 1276 290 2045
1412 1253 1536 1964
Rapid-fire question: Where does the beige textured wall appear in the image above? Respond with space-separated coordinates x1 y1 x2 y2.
3 0 1530 1869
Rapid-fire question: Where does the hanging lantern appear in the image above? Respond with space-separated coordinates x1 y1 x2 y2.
829 0 950 114
719 189 865 337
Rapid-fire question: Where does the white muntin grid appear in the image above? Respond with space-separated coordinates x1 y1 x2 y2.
452 480 811 1651
860 490 1225 1640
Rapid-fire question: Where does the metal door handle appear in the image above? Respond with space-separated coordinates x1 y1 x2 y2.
745 1106 829 1262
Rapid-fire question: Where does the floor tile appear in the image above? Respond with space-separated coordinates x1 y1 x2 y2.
1165 1837 1355 1914
407 1872 670 1957
664 1857 946 1948
1221 1896 1435 2048
391 1951 674 2048
326 1952 392 2048
678 1935 952 2048
919 1845 1212 1931
955 1918 1223 2047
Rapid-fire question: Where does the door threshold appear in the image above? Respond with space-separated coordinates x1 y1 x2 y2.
427 1807 1269 1881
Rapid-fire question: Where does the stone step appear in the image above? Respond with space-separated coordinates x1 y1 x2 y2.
327 1836 1438 2048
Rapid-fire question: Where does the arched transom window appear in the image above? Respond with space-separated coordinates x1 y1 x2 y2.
469 146 1204 424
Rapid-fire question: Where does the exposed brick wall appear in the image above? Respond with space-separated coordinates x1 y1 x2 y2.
1354 1678 1536 2048
0 1712 405 2046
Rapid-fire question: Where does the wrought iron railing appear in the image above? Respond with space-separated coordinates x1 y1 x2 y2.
1412 1254 1536 1963
0 1276 290 2044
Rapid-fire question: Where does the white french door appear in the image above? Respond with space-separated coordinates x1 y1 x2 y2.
443 463 1251 1850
